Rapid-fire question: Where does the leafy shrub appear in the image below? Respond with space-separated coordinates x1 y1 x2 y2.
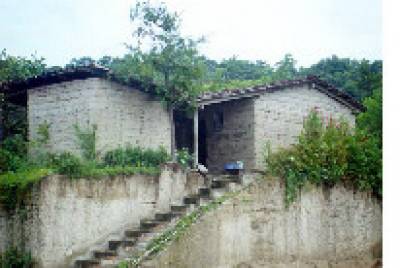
176 148 192 168
104 148 127 166
347 131 382 195
266 110 382 204
103 146 170 167
141 147 170 167
0 168 52 210
50 152 86 178
0 134 28 173
0 247 34 268
74 124 97 161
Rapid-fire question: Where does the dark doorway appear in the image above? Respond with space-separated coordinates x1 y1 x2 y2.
198 119 207 167
174 110 193 153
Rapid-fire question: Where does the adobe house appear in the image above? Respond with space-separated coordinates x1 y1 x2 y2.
1 66 172 157
193 77 363 173
0 66 363 173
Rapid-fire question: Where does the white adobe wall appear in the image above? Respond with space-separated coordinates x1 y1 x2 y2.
254 85 356 170
28 78 171 156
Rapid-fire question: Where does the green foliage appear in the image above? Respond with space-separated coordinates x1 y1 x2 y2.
199 54 381 101
50 152 87 178
176 148 192 168
122 1 205 109
74 124 97 161
103 146 170 168
0 49 46 140
266 110 382 205
357 88 382 142
0 247 34 268
299 55 382 100
50 151 161 178
273 54 298 81
0 49 45 83
0 134 28 173
0 168 52 210
347 131 382 195
66 56 95 68
36 121 50 145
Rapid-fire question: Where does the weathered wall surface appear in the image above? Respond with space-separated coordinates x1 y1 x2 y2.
28 78 171 156
150 179 382 268
201 98 256 173
254 85 356 170
0 165 204 268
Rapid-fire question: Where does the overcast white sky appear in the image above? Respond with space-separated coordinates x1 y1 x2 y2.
0 0 382 67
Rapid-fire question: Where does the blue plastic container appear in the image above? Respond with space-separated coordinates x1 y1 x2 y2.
224 161 244 171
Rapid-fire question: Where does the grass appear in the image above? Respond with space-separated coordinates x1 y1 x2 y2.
0 165 160 211
0 168 53 210
69 165 161 178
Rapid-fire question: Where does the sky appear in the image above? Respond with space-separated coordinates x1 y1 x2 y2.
0 0 382 67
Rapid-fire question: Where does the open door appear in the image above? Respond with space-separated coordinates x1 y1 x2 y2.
198 119 207 167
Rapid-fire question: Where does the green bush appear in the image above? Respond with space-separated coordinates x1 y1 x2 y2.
0 247 34 268
74 124 97 161
0 134 28 173
103 146 170 167
176 148 192 168
266 110 382 204
0 168 52 210
50 152 87 178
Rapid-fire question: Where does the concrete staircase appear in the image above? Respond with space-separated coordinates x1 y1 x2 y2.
73 173 246 268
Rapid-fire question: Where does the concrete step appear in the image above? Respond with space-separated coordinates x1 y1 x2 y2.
217 174 241 182
154 212 174 222
125 228 151 238
74 174 246 268
211 180 228 189
75 259 101 268
170 204 187 212
140 219 161 229
210 188 227 199
198 187 211 198
199 197 212 206
108 239 136 251
183 195 199 205
93 250 117 260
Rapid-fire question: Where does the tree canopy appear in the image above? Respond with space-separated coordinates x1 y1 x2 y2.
0 49 46 83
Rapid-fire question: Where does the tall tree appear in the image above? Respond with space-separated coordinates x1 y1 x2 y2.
128 1 205 158
0 50 46 140
273 54 298 81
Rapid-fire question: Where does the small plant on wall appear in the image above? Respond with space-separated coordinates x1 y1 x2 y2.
176 148 193 168
0 247 34 268
73 124 97 161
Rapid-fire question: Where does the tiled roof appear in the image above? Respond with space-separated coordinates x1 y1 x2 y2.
0 64 109 95
0 65 363 112
197 75 364 111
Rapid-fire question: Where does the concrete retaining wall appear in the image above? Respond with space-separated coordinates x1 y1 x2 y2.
150 178 382 268
0 164 204 267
